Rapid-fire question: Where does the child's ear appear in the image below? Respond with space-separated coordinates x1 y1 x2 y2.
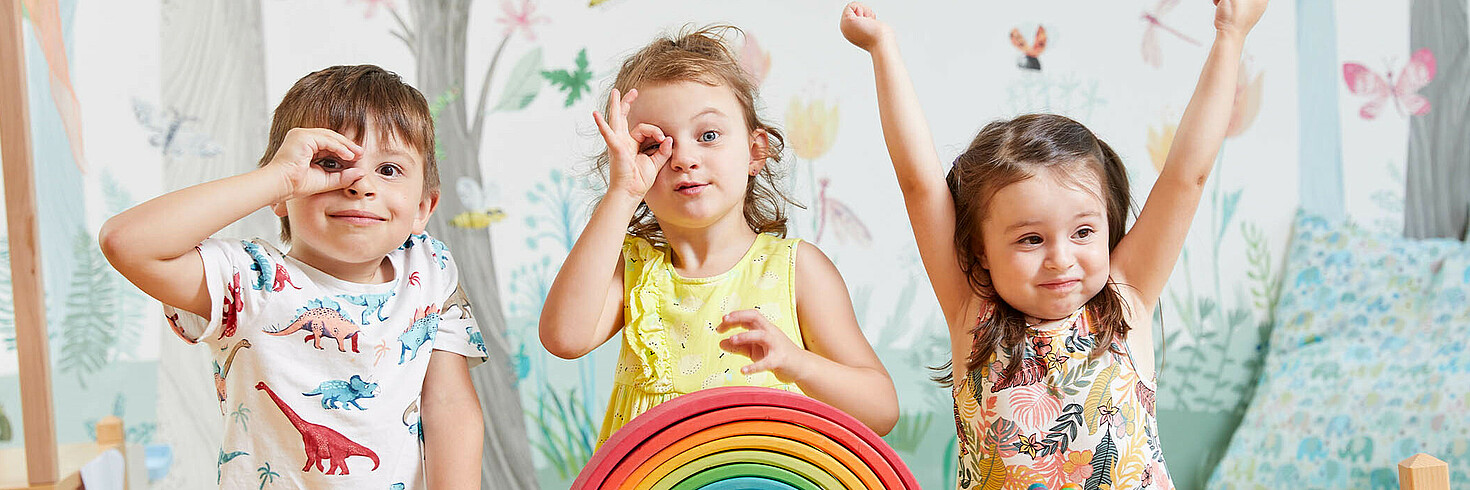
412 190 441 234
748 128 770 176
272 202 289 217
979 253 989 270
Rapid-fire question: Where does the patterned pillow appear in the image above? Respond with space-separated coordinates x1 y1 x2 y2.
1207 212 1470 488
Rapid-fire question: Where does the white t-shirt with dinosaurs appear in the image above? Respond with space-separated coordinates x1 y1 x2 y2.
164 233 488 489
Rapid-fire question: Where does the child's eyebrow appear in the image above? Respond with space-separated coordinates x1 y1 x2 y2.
376 149 419 164
1004 212 1101 231
691 107 727 120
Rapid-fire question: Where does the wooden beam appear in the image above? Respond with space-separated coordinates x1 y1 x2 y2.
0 0 59 486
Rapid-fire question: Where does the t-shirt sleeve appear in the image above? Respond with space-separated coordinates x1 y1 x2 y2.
161 238 262 344
430 256 488 369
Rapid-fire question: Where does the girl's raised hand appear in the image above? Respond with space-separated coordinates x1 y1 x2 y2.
839 2 892 52
717 309 811 384
266 127 366 201
593 88 672 200
1214 0 1268 38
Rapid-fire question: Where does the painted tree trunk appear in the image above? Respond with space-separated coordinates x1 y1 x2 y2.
1405 0 1470 239
156 1 274 488
407 1 539 487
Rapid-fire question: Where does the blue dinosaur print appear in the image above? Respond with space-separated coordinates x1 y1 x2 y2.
397 234 422 251
398 233 449 268
427 236 449 269
339 291 396 324
467 326 487 355
298 297 342 315
400 304 440 364
218 448 248 484
241 241 272 290
302 374 378 410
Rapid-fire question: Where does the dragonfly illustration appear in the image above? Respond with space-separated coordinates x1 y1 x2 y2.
133 98 222 158
1141 0 1201 68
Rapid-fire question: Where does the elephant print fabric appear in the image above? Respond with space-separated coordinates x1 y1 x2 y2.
163 235 486 488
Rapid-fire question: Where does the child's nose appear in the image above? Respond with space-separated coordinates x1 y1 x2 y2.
345 176 376 197
1044 245 1074 271
669 141 699 172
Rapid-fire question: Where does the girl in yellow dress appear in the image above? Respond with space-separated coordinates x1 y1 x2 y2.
539 26 898 446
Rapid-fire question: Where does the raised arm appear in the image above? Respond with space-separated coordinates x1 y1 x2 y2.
99 128 364 318
539 89 672 359
841 3 975 327
1111 0 1268 308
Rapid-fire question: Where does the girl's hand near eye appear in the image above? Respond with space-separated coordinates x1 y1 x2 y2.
593 88 672 201
266 127 366 201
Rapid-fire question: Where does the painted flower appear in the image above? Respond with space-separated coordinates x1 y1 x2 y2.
740 32 771 86
498 0 547 41
1146 122 1177 175
1013 433 1043 459
785 97 840 160
1062 449 1095 481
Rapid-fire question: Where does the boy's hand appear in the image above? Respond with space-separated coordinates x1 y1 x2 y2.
266 127 366 201
840 2 892 52
1214 0 1268 39
717 309 812 384
593 88 671 201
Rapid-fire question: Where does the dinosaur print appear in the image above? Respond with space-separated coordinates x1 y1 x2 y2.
401 233 449 269
272 263 301 291
302 375 379 410
219 271 244 340
166 312 196 344
217 448 249 484
399 304 440 364
267 299 361 353
242 241 273 291
468 326 487 356
214 339 253 413
402 399 423 444
427 236 449 269
256 381 379 475
441 285 473 320
338 291 395 324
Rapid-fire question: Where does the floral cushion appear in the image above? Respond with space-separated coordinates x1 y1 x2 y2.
1207 212 1470 488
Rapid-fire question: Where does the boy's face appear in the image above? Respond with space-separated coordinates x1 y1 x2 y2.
275 122 437 271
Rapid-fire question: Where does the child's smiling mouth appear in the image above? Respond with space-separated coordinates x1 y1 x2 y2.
329 209 386 224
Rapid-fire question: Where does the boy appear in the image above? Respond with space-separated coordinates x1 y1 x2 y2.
101 65 485 488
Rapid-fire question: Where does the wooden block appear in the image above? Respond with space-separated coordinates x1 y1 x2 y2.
1398 453 1448 490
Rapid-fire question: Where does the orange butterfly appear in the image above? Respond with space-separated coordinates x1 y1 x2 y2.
1009 26 1048 71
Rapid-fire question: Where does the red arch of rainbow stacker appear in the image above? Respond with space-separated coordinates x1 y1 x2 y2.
572 386 919 489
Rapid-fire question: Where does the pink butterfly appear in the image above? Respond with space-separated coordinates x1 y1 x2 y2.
1342 48 1436 120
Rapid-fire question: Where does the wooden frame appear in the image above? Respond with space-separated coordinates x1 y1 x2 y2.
0 0 59 486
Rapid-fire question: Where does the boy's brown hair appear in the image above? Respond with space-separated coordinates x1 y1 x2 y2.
259 64 438 243
596 25 797 243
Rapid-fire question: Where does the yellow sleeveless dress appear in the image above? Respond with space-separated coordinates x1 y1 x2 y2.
597 233 806 445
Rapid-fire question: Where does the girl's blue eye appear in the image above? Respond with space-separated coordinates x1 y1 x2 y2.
315 158 344 171
699 130 719 142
